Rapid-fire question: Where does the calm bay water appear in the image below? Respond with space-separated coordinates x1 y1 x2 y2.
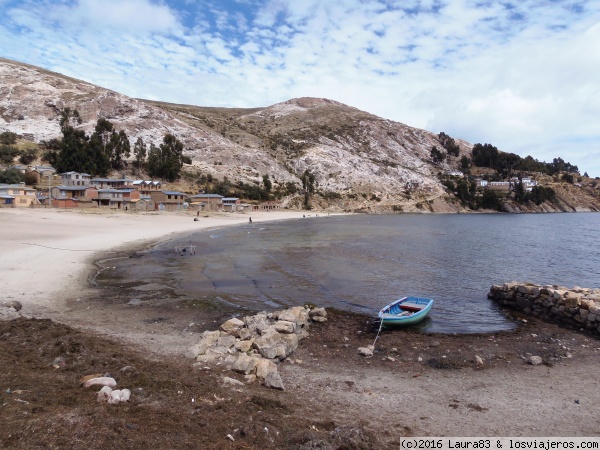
143 213 600 333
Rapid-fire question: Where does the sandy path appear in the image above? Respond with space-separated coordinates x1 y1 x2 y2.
0 208 306 318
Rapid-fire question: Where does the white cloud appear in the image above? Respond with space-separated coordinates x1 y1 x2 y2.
0 0 599 176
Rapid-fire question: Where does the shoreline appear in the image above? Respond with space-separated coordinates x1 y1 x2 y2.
0 208 321 319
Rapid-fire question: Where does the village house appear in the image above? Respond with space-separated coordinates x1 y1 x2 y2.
132 180 162 196
149 190 187 212
254 200 283 211
96 188 140 210
222 197 241 212
0 183 39 207
189 193 223 211
486 181 512 191
445 170 464 177
50 185 99 208
134 196 155 211
60 171 91 186
89 178 133 189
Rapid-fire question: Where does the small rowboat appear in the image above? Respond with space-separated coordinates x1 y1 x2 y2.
378 296 434 327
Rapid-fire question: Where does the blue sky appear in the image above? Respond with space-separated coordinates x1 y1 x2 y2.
1 0 599 176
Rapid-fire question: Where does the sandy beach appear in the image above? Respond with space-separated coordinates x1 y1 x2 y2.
0 207 305 318
1 207 600 449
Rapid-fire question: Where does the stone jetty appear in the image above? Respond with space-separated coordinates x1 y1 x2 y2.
488 282 600 334
185 305 328 389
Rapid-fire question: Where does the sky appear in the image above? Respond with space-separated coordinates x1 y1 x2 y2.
1 0 599 177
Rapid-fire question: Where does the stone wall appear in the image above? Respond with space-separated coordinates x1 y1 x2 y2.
488 282 600 334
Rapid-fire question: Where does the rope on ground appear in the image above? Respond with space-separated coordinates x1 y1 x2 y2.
372 317 385 349
20 243 117 252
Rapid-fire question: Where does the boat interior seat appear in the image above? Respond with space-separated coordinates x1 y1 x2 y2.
400 304 422 312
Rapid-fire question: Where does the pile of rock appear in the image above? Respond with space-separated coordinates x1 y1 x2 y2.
185 306 327 390
489 282 600 334
81 375 131 405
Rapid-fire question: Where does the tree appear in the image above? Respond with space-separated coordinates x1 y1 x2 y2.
514 180 527 203
0 145 19 164
160 133 185 181
133 137 147 173
561 173 574 184
0 168 24 184
262 174 272 193
146 143 160 178
0 131 17 145
53 109 94 175
19 148 37 165
24 171 38 185
479 189 502 211
146 134 185 182
438 132 460 157
110 129 131 170
430 146 445 164
459 156 471 172
495 152 520 178
91 118 130 171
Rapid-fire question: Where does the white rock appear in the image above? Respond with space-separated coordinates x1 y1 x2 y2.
358 345 374 357
97 386 113 403
527 355 543 365
222 376 245 387
309 307 327 318
108 390 121 404
119 388 131 402
84 377 117 388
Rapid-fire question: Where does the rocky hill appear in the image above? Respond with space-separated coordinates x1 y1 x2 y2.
1 57 599 212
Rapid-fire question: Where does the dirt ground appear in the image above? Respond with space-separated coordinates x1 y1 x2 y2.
2 297 600 449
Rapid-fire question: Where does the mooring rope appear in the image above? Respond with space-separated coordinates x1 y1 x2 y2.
372 316 385 349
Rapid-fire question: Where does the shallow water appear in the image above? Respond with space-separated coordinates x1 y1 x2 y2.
121 213 600 333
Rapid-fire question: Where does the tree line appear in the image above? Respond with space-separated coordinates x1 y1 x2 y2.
42 108 189 181
471 143 579 176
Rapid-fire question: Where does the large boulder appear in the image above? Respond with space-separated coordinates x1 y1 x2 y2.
263 371 285 390
278 306 309 329
244 313 269 333
235 339 254 353
253 330 298 360
216 335 237 350
255 359 278 380
309 307 327 318
220 318 245 337
274 320 296 334
232 354 259 375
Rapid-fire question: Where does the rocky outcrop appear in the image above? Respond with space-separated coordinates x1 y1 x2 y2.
186 305 327 390
488 282 600 334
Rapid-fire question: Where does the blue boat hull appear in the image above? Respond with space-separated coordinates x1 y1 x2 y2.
378 296 434 327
